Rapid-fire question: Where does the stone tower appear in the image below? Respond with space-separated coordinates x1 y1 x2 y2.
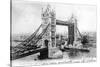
69 14 78 46
41 5 56 58
67 14 78 46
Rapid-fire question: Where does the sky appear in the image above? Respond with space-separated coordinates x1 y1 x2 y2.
12 0 97 34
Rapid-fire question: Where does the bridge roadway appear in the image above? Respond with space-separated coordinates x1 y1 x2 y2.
60 46 90 52
11 47 48 60
56 19 73 26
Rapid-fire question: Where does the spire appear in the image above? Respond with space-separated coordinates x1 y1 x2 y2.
41 4 52 18
70 13 77 23
44 4 51 14
71 13 74 20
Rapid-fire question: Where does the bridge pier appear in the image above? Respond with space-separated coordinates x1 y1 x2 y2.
38 48 48 60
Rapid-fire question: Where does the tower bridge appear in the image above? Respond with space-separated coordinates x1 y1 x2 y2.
11 5 89 60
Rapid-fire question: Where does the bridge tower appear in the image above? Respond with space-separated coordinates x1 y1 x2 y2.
68 14 78 46
41 5 56 58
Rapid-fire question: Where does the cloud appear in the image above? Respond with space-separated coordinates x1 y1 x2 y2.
12 0 96 34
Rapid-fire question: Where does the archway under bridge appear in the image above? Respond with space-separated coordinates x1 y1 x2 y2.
56 19 76 46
